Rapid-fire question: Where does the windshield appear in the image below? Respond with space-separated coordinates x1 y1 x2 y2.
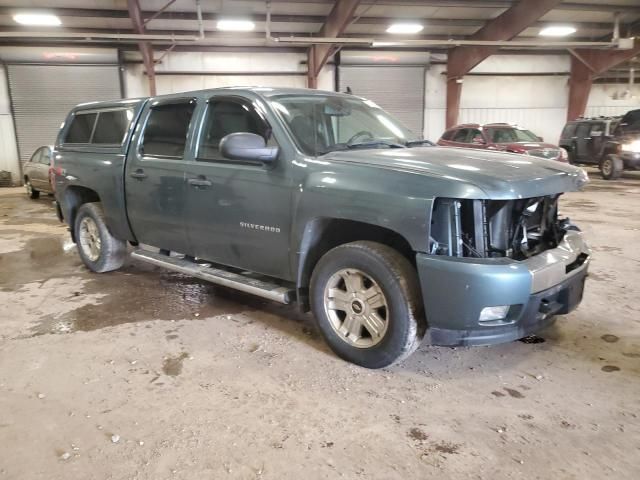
484 127 540 143
270 94 419 156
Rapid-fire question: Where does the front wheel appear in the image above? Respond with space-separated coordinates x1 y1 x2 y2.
74 202 127 272
310 241 426 369
600 154 623 180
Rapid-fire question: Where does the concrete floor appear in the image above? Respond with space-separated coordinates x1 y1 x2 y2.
0 168 639 479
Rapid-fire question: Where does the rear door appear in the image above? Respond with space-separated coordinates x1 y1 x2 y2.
183 94 293 279
587 122 605 162
125 97 197 253
575 122 592 161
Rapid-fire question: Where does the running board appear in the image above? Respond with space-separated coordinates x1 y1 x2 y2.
131 249 294 304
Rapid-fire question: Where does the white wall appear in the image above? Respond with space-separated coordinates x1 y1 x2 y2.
425 55 570 143
0 65 20 185
586 83 640 117
125 51 334 97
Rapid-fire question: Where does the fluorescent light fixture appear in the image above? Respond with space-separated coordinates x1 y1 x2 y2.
216 19 255 32
13 13 61 26
386 23 423 35
539 25 576 37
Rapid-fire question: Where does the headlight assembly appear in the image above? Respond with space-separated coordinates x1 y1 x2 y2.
621 140 640 153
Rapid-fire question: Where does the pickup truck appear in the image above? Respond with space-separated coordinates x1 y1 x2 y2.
53 87 591 369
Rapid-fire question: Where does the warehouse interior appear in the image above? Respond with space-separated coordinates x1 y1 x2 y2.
0 1 639 479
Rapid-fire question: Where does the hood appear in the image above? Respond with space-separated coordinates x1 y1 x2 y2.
323 146 588 200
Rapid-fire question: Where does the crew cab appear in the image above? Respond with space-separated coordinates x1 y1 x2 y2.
439 123 568 162
53 88 590 368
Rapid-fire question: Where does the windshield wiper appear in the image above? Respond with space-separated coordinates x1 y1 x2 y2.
347 140 406 149
405 139 435 147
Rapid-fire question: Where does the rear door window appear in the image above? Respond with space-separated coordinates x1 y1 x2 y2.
92 109 133 144
65 112 97 144
451 128 469 143
589 122 605 137
576 123 591 138
142 100 197 159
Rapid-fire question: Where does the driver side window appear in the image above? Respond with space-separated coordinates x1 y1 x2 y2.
198 98 274 162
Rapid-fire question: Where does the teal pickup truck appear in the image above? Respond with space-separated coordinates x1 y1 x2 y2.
53 87 590 368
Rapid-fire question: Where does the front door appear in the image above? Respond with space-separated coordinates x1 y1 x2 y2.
124 97 197 253
183 95 293 280
587 122 605 162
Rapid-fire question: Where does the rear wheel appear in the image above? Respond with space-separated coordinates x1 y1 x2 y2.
74 202 126 272
600 154 623 180
310 241 426 369
25 179 39 199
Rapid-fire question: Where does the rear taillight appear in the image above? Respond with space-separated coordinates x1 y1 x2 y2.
49 157 63 192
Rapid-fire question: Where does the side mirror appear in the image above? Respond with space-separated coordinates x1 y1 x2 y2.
472 136 485 145
220 132 278 164
537 136 544 142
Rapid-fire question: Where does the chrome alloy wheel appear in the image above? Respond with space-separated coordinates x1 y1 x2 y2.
602 158 612 176
78 216 102 262
323 268 389 348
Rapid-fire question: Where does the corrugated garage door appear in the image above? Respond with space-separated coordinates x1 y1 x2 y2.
339 66 425 135
7 64 121 167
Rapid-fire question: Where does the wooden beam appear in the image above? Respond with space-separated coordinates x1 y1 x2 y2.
445 0 562 127
307 0 361 88
127 0 156 96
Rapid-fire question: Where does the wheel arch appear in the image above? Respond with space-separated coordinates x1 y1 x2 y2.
62 186 101 242
295 217 416 311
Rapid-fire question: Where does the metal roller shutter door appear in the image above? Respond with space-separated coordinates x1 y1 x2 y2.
6 64 121 167
339 66 425 135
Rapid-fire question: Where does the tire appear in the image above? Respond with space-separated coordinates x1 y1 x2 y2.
310 241 426 369
25 179 39 199
74 202 127 273
600 154 623 180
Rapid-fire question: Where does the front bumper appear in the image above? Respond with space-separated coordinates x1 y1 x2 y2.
620 151 640 169
416 230 590 346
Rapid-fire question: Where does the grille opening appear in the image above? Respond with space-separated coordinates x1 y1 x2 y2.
431 195 567 260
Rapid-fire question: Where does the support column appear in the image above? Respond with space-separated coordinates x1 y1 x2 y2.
307 45 318 89
446 77 462 128
567 56 593 121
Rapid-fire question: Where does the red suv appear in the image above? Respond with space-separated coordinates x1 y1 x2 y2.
438 123 568 162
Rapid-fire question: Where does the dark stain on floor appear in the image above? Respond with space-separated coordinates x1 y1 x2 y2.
162 352 189 376
504 388 525 399
601 334 619 343
601 365 620 373
408 427 429 442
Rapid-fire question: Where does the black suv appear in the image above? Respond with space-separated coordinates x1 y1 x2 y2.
559 109 640 180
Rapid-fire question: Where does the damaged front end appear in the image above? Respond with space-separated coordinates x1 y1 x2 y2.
430 195 576 260
415 194 590 347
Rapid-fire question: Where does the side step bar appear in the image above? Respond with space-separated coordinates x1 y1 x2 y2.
131 249 294 304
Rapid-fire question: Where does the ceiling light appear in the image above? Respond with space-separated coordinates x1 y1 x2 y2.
217 19 255 32
386 23 423 35
13 13 61 26
539 25 576 37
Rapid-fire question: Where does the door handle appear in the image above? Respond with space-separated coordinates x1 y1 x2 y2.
130 169 147 180
188 178 212 187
